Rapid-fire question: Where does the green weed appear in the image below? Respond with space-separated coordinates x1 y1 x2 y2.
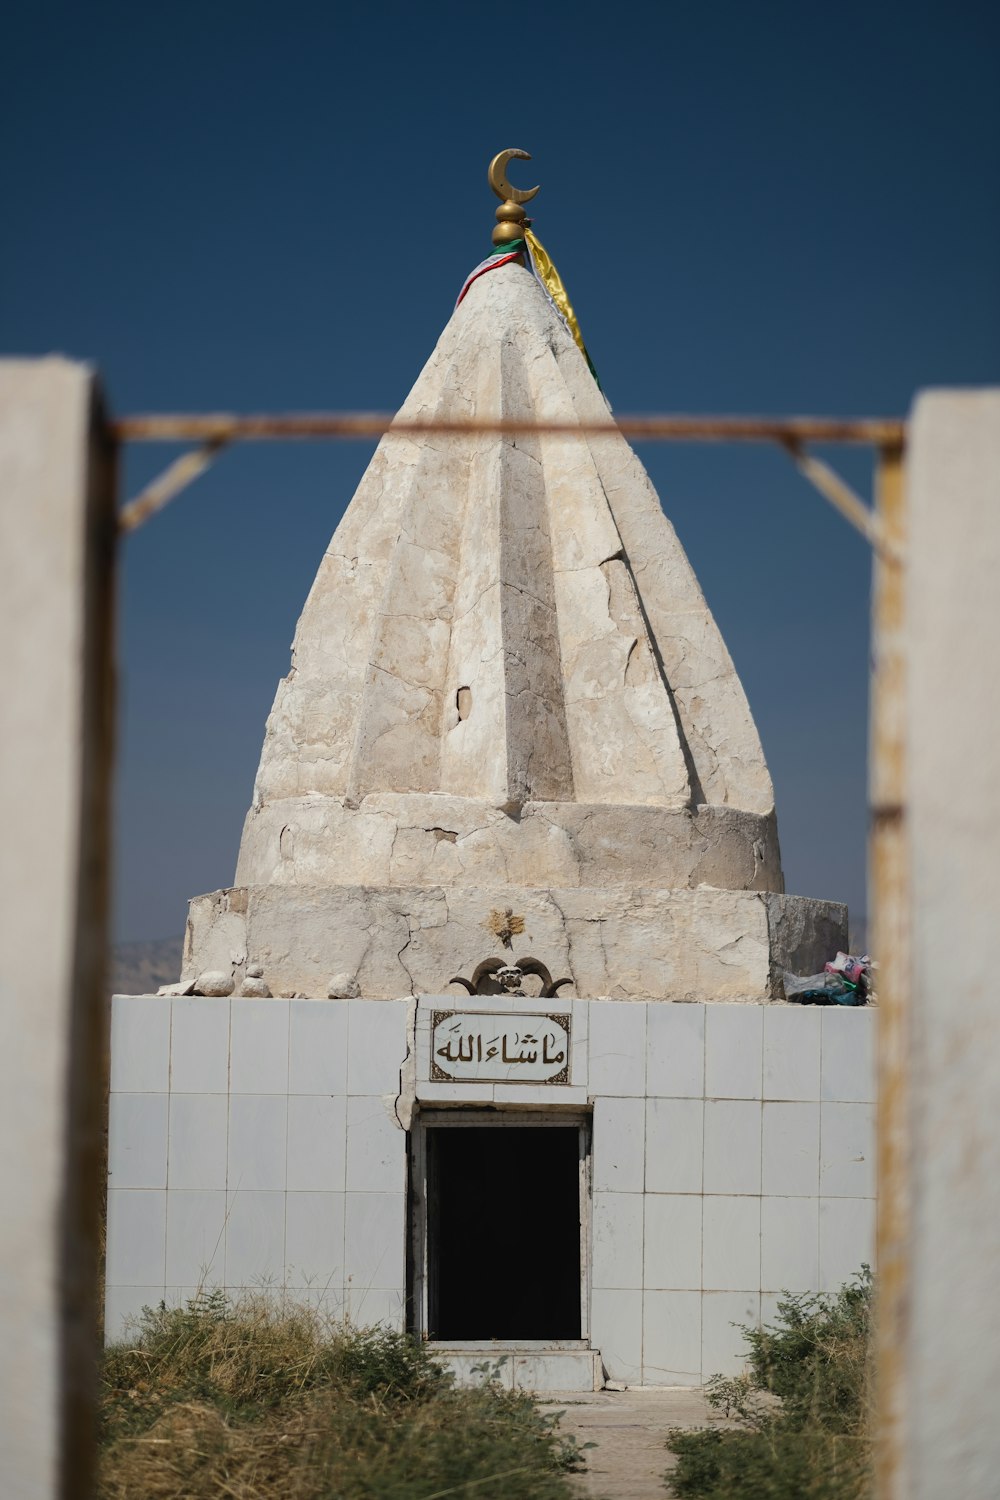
666 1268 873 1500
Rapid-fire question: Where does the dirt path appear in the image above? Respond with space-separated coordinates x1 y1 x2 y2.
540 1387 719 1500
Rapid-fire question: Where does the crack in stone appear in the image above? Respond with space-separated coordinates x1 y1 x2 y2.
395 922 419 995
548 893 579 993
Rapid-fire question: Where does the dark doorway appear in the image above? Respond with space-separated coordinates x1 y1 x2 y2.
426 1124 582 1341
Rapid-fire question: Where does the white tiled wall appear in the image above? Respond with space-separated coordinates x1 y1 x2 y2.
587 1001 877 1385
105 997 410 1342
106 995 876 1390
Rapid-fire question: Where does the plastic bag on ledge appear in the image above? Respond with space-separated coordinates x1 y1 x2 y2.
783 971 867 1006
824 951 871 986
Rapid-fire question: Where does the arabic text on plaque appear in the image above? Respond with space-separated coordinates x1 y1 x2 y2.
430 1011 572 1084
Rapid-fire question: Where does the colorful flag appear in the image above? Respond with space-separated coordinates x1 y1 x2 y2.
456 235 600 387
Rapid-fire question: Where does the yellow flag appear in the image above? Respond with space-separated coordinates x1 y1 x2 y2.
524 229 598 383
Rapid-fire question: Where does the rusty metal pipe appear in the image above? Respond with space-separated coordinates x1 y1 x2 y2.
113 412 906 445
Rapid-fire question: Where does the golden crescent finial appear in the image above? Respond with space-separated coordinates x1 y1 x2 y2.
488 148 540 206
487 148 539 248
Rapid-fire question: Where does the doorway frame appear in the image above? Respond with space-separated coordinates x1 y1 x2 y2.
409 1107 592 1350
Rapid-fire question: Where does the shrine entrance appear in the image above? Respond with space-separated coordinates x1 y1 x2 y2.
413 1113 589 1344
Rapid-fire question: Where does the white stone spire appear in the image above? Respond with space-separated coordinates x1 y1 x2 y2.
235 263 779 893
184 258 846 1001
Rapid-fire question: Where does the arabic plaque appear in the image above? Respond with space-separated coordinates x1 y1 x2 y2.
430 1011 571 1084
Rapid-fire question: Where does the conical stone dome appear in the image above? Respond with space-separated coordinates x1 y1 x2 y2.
184 262 845 999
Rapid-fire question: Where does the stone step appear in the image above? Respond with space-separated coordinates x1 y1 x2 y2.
431 1347 602 1393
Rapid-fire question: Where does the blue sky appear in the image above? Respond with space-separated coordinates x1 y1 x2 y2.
4 0 998 942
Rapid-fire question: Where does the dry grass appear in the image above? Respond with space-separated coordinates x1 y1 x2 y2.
99 1291 584 1500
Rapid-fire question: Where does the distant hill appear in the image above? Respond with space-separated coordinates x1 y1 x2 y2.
111 936 183 995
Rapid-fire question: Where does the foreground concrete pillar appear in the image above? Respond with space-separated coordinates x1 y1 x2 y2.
0 361 116 1498
879 390 1000 1499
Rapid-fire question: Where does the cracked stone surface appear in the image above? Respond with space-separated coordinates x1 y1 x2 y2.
183 261 848 997
182 884 845 1001
236 794 782 892
237 265 775 870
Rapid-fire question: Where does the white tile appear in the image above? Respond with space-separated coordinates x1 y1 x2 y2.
646 1003 705 1097
764 1006 821 1101
821 1008 876 1103
820 1103 875 1197
167 1094 228 1190
108 1094 168 1189
761 1197 820 1293
413 1007 438 1061
422 993 551 1016
346 1097 406 1193
705 1005 762 1099
643 1290 702 1383
592 1192 644 1289
287 1095 348 1192
228 1095 288 1191
591 1289 643 1384
490 1085 590 1106
701 1291 760 1378
111 997 171 1092
593 1097 645 1192
344 1192 406 1289
106 1191 166 1286
588 1002 646 1095
104 1285 164 1345
170 997 230 1092
164 1189 227 1286
819 1198 875 1293
164 1286 216 1311
289 1001 349 1094
761 1102 820 1197
347 1001 410 1095
230 1000 289 1093
346 1285 407 1330
702 1197 761 1290
285 1192 346 1286
643 1195 702 1290
760 1292 784 1330
703 1100 761 1194
414 1011 461 1064
645 1098 703 1194
570 1000 589 1087
225 1190 286 1286
287 1284 347 1322
415 1081 495 1104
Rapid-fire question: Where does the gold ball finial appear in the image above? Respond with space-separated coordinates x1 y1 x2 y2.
488 148 540 248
